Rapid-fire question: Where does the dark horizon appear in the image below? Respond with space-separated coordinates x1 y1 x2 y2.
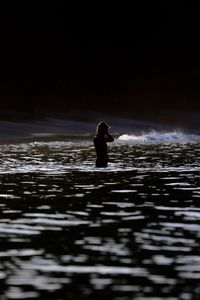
1 3 200 123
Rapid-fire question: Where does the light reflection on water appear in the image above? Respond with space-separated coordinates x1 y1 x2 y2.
0 138 200 299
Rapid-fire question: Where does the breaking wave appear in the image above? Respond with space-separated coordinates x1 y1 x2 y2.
118 131 200 143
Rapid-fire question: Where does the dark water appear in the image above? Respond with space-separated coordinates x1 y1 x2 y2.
1 132 200 300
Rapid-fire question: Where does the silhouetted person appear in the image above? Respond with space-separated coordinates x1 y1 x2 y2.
93 121 114 167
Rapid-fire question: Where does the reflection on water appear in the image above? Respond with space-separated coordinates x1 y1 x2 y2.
0 136 200 299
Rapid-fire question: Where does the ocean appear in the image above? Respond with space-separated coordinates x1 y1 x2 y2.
0 128 200 299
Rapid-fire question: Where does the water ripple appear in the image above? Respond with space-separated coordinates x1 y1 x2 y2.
0 139 200 299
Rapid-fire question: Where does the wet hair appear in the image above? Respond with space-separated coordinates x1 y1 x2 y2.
96 121 110 134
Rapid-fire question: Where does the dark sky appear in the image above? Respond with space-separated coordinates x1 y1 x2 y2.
1 3 200 119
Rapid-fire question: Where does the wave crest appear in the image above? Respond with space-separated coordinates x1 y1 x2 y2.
118 131 200 143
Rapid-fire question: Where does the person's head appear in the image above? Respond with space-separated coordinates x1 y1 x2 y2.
96 121 110 135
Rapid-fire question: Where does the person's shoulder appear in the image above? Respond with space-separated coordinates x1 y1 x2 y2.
93 135 103 144
93 135 98 142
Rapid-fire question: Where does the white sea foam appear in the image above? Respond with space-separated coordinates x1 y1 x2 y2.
118 131 200 143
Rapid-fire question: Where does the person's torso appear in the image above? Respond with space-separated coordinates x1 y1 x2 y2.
93 135 108 159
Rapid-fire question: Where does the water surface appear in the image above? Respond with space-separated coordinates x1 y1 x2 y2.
0 131 200 299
